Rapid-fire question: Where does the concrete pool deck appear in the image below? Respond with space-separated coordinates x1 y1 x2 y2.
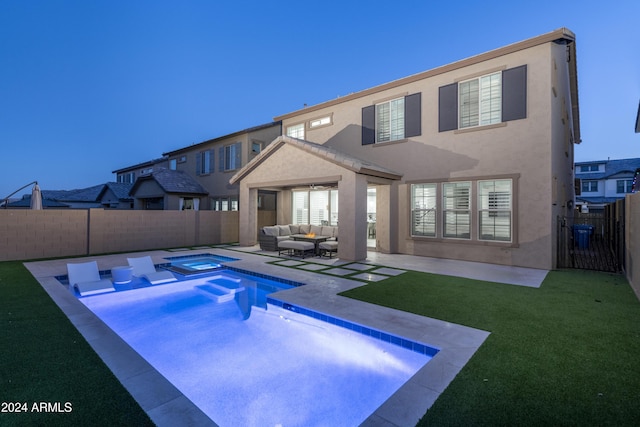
24 248 547 426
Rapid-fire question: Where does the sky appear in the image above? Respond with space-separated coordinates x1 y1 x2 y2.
1 0 639 199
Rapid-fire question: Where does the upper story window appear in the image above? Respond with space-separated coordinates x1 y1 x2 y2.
617 179 633 194
251 141 263 155
222 142 242 171
439 65 527 132
309 115 332 129
286 123 305 139
579 164 599 172
169 159 177 170
141 168 153 175
362 93 421 145
582 180 598 193
117 172 135 184
196 150 212 176
459 72 502 128
376 98 405 143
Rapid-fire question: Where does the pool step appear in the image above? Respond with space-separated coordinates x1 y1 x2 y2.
194 274 245 303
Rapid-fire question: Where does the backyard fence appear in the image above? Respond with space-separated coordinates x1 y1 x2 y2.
557 200 625 273
0 209 247 262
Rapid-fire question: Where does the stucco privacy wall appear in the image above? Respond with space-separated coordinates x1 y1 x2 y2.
0 209 239 262
626 193 640 300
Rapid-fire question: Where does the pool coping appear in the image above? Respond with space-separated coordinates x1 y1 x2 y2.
24 248 493 427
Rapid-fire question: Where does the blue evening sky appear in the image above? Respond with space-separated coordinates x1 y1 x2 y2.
1 0 639 199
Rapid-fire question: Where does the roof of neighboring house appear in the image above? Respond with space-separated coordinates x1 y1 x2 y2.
42 184 106 202
130 168 209 195
112 157 168 174
230 135 403 185
5 196 69 208
576 158 640 180
274 27 580 143
162 121 282 156
100 182 134 200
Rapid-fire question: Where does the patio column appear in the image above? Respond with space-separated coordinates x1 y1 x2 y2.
338 172 368 261
239 185 258 246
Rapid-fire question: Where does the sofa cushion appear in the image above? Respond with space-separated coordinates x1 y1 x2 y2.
277 225 291 236
276 235 291 242
289 224 300 234
321 226 336 237
263 226 279 237
310 225 323 235
299 224 310 234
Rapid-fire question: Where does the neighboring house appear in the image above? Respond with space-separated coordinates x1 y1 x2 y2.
112 157 169 184
231 28 580 270
129 168 209 210
575 158 640 213
5 183 134 209
162 122 281 210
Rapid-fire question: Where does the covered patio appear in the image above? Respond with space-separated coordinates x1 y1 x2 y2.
230 136 403 261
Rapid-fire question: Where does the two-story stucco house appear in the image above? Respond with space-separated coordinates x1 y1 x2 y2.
575 158 640 213
231 28 580 270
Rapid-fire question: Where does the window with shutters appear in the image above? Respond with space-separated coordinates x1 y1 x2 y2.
197 150 212 176
223 142 242 171
478 179 512 242
362 93 421 145
459 72 502 128
376 98 405 143
443 182 471 239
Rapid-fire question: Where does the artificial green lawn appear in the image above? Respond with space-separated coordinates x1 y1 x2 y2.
341 269 640 426
0 261 154 427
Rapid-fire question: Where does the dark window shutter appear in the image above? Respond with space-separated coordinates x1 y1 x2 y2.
439 83 458 132
404 93 421 138
210 149 214 173
219 147 224 171
502 65 527 122
196 153 201 175
362 105 375 145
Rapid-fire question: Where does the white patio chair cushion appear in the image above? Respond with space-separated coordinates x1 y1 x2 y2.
127 256 177 285
67 261 115 296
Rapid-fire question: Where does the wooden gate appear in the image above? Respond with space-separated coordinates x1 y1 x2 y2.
557 201 625 273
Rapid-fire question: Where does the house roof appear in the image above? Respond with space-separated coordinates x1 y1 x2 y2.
42 184 106 202
273 28 580 143
576 196 621 205
112 157 168 174
100 182 134 200
130 168 209 196
576 158 640 180
230 135 403 185
5 197 69 208
162 121 282 157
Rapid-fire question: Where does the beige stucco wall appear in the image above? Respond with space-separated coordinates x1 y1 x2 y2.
0 209 239 262
271 42 574 269
626 193 640 300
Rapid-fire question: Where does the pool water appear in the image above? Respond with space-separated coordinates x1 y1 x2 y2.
79 271 433 426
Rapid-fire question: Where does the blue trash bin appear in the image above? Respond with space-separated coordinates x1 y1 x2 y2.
573 225 593 249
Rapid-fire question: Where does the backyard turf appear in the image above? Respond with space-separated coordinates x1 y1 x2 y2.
341 269 640 426
2 259 640 426
0 261 153 427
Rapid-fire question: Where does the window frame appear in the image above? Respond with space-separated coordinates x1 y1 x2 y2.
581 180 598 193
375 97 405 143
286 123 305 139
478 179 512 242
458 71 502 129
411 183 437 237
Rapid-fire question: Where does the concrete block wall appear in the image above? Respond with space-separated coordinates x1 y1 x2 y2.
0 209 239 262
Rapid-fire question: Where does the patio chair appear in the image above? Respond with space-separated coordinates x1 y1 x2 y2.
127 256 177 285
67 261 116 296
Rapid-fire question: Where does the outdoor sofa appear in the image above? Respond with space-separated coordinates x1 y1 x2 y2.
258 224 338 252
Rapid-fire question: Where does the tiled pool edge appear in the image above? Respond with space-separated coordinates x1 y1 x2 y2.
268 297 440 358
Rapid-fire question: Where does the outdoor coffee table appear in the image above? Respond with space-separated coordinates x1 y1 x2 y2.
291 234 329 255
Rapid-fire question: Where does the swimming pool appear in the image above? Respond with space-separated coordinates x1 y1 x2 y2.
78 269 437 426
